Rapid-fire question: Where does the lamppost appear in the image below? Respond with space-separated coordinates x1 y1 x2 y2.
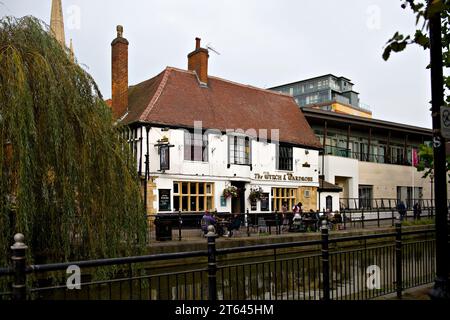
430 173 434 216
427 0 450 300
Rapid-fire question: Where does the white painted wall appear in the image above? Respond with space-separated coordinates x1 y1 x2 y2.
319 155 359 200
318 192 340 213
136 126 320 212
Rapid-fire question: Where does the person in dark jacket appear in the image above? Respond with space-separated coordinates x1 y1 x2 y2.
413 202 422 220
397 201 407 221
226 214 241 237
201 210 216 234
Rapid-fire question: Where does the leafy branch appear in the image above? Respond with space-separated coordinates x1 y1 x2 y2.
383 0 450 104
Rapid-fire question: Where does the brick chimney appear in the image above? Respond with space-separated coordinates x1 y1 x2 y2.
111 25 129 119
187 37 209 85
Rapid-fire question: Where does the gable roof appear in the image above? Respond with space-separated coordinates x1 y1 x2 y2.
318 179 343 192
121 67 322 149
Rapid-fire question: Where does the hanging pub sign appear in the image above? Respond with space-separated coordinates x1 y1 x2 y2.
155 141 174 172
160 145 170 171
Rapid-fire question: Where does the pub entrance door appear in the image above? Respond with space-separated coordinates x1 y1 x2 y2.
231 181 246 214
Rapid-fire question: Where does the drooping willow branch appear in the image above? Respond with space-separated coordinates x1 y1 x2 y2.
0 16 148 268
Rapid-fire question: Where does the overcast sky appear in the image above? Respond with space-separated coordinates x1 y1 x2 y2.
1 0 434 128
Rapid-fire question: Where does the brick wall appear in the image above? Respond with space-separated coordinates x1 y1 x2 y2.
111 33 128 119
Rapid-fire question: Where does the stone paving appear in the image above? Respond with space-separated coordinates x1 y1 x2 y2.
374 284 433 300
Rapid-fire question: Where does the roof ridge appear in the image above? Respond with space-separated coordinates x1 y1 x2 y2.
208 74 295 98
139 67 171 121
165 66 294 99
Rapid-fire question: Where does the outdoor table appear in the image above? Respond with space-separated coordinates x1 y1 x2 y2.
216 220 229 236
264 219 280 235
301 218 317 231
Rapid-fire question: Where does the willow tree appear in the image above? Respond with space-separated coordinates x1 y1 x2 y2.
0 16 148 266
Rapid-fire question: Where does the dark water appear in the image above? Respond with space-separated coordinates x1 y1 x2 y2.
3 238 435 301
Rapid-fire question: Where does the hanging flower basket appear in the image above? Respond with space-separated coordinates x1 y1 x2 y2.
249 187 263 202
223 186 239 198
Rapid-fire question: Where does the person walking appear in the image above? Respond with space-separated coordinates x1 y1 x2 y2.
397 201 407 221
413 202 422 220
281 202 289 232
201 210 216 235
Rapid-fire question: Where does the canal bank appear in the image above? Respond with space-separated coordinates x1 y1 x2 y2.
374 284 433 300
2 223 434 300
147 224 434 254
144 224 435 269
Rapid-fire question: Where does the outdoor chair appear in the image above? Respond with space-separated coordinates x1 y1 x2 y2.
257 217 268 233
200 217 211 237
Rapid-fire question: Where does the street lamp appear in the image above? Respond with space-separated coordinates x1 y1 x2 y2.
426 0 450 300
430 173 434 216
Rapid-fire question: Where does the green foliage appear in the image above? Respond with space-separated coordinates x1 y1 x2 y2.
415 143 450 178
249 187 263 202
0 16 148 267
402 217 435 226
223 186 238 198
383 0 450 103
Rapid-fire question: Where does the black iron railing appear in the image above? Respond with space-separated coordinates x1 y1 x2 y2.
0 222 441 301
340 198 437 211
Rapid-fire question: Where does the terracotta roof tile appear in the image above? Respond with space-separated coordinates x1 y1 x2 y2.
122 67 322 149
318 179 343 192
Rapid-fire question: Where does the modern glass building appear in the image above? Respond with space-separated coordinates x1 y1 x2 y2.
270 74 372 118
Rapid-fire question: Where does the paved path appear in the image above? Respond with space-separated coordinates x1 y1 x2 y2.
374 284 433 300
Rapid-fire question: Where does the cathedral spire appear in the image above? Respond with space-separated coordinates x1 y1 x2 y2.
50 0 66 47
69 38 74 62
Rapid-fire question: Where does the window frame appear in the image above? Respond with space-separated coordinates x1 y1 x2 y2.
184 130 209 162
228 134 252 166
277 144 293 171
173 181 214 212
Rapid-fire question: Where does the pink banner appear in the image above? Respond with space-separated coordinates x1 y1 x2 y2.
412 148 419 166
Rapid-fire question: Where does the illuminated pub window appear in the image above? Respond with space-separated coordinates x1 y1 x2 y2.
271 188 297 212
173 182 214 212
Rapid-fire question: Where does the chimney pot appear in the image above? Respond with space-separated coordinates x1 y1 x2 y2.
188 37 209 85
195 37 201 49
117 25 123 38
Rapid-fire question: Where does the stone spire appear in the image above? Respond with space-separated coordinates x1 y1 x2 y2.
69 38 74 62
50 0 66 46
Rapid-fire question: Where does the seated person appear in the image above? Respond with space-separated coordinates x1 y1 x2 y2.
290 212 303 232
226 214 241 237
293 212 302 224
334 212 342 224
201 210 216 235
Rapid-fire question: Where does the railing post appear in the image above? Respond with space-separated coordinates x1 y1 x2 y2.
206 225 217 301
246 209 250 237
343 210 346 230
321 221 330 300
361 208 365 229
392 209 395 227
11 233 28 301
377 208 380 228
178 210 182 241
275 211 280 235
395 221 402 299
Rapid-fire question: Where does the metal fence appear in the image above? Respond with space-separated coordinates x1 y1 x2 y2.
340 198 438 211
148 208 438 242
0 222 441 301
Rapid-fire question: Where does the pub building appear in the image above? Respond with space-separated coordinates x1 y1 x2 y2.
109 26 326 219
